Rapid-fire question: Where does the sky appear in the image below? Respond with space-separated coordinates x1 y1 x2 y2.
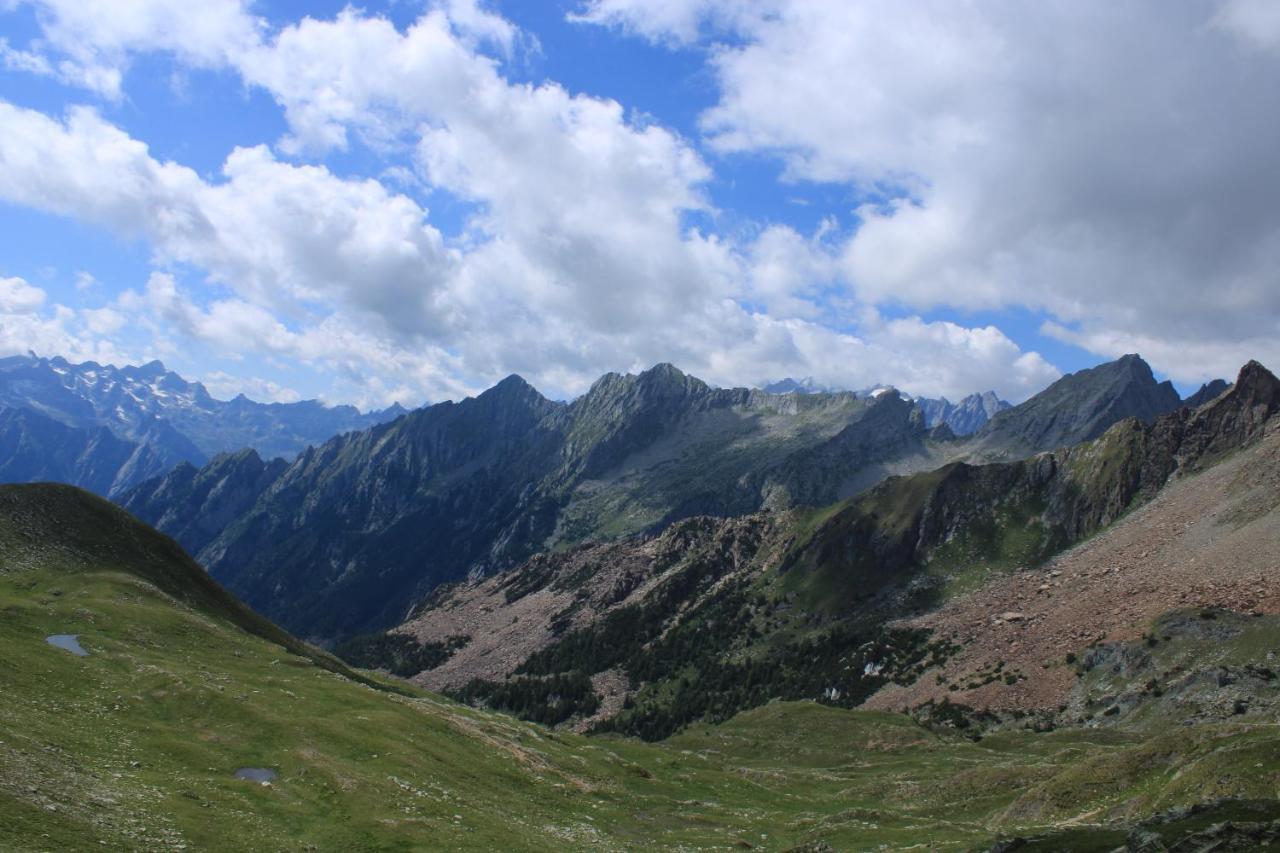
0 0 1278 408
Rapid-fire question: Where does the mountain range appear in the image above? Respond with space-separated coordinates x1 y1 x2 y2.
0 354 405 495
762 376 1014 436
121 353 1204 643
4 356 1279 849
915 390 1012 435
390 359 1276 737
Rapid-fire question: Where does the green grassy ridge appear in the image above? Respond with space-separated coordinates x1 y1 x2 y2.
0 484 407 695
7 556 1280 849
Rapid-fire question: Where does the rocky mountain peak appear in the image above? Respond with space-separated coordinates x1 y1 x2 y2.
916 389 1011 436
1184 378 1231 408
1233 360 1278 396
483 373 542 403
760 376 837 394
972 353 1182 455
119 359 168 380
636 362 709 396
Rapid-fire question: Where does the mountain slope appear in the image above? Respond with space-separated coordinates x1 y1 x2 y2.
393 360 1279 738
867 427 1280 717
968 353 1181 456
124 355 1187 642
6 484 1280 850
114 449 290 557
0 484 373 682
126 364 936 639
0 407 175 497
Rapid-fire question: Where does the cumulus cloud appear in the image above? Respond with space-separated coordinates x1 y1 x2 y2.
0 102 458 340
0 1 1068 404
582 0 1280 381
0 276 136 364
4 0 261 97
0 276 46 313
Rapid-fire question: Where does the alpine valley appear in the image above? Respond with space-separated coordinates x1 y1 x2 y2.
7 352 1280 851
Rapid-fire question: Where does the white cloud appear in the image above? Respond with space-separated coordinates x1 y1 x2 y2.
81 306 125 335
0 277 136 365
6 0 261 97
0 2 1066 404
200 371 302 405
1041 321 1272 388
582 0 1280 383
0 37 55 76
1215 0 1280 52
570 0 770 46
0 102 458 340
0 276 46 313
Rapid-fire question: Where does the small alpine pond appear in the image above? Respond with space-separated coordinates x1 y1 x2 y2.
46 634 88 656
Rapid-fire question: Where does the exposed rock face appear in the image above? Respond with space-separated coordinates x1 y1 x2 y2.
398 514 789 691
119 449 289 556
866 361 1280 714
970 354 1182 456
917 391 1012 436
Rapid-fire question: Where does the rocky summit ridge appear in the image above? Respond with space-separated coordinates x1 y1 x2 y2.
125 362 933 638
120 353 1212 641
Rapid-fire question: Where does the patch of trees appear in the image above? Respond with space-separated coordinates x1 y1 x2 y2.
514 563 957 740
452 672 600 726
334 632 469 677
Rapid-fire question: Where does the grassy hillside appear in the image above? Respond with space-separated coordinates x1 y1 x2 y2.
4 484 1280 849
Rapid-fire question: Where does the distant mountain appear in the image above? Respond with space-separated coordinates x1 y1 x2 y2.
764 378 1010 436
0 353 406 465
118 448 289 556
125 364 936 639
0 406 177 496
916 390 1011 436
969 353 1182 456
1184 378 1231 408
760 377 839 394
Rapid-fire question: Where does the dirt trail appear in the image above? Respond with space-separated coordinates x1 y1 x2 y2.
866 425 1280 713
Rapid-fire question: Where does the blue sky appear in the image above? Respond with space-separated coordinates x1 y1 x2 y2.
1 1 1278 407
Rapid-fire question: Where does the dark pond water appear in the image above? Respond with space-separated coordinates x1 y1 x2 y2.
46 634 88 656
234 767 278 783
